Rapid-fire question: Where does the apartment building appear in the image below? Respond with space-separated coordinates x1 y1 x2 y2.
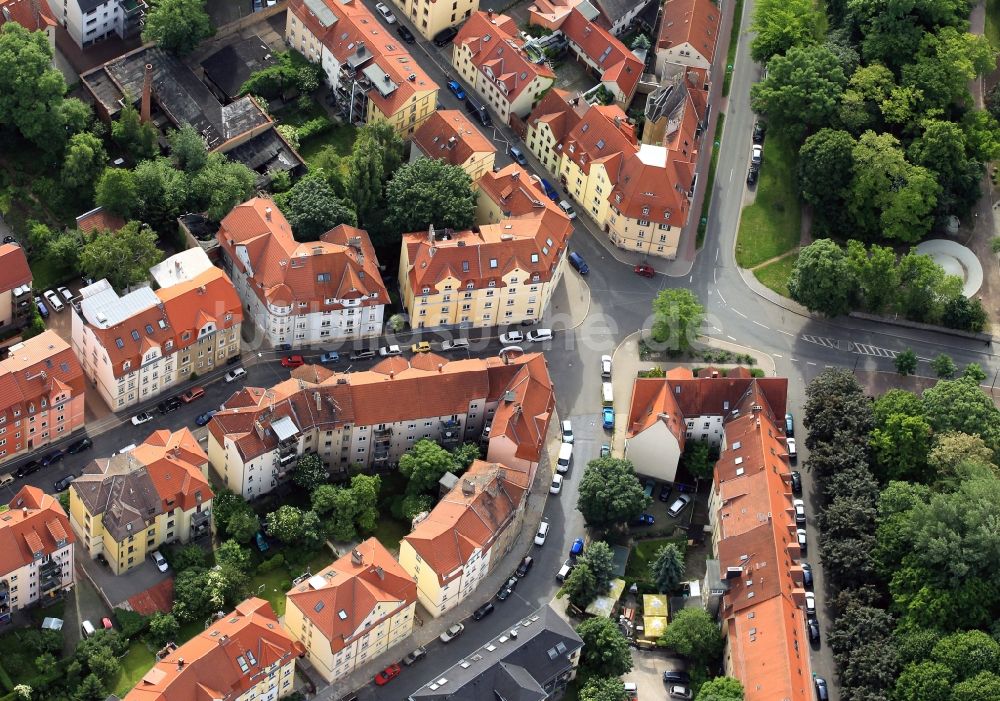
0 243 33 334
528 0 652 35
216 198 388 347
44 0 144 49
207 352 554 499
71 257 242 411
560 6 644 106
398 164 572 330
0 486 75 623
387 0 477 41
399 459 529 617
285 538 417 682
656 0 721 74
286 0 439 136
452 11 555 125
0 331 86 468
0 0 57 51
703 374 813 701
69 428 213 575
410 110 497 186
124 598 303 701
524 89 586 174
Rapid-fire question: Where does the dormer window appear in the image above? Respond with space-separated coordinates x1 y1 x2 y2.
123 361 131 372
422 287 430 295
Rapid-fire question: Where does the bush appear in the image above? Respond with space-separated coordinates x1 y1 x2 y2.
113 608 150 638
257 553 286 574
297 116 334 141
0 664 11 692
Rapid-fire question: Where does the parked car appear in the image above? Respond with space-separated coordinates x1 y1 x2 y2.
157 398 182 414
401 647 426 665
752 121 765 143
751 144 763 165
793 498 806 525
805 591 816 615
350 348 376 361
15 460 40 478
411 342 431 353
132 411 154 426
600 354 612 378
473 601 495 620
281 355 305 368
67 437 93 454
374 663 401 685
516 555 534 576
569 537 584 559
556 559 575 582
634 263 655 278
602 406 615 429
815 677 829 701
510 146 528 165
439 623 465 643
797 528 808 554
600 443 611 458
41 449 64 467
558 200 577 219
374 2 396 22
378 345 402 357
534 520 550 545
195 410 217 427
561 419 574 444
746 166 758 186
808 617 820 643
550 474 564 494
496 575 518 600
179 386 205 403
432 25 458 46
786 437 797 462
255 532 269 552
101 617 113 630
668 686 692 700
53 474 75 492
667 494 692 517
801 562 813 588
43 290 64 312
2 235 15 244
319 352 341 363
34 296 49 318
225 367 248 383
441 338 470 351
526 328 552 343
663 670 691 685
658 483 672 502
81 620 96 638
57 286 73 304
785 412 794 436
396 24 416 43
500 330 525 345
568 251 589 274
151 550 169 572
275 343 293 351
790 470 802 496
630 513 655 526
447 80 466 100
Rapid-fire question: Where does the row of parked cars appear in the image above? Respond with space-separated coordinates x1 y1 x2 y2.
34 286 74 318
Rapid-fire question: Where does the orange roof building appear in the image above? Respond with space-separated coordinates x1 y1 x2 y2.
69 428 213 575
71 258 243 411
216 198 388 348
0 485 75 623
399 459 530 616
525 88 587 173
285 0 439 136
124 598 303 701
411 110 498 186
0 0 56 54
285 538 417 682
207 352 554 500
0 242 33 333
75 206 127 234
528 0 654 35
560 6 644 106
656 0 722 73
452 11 556 126
0 331 86 468
398 163 573 330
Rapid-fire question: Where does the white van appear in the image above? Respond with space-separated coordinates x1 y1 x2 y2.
601 382 614 407
527 328 552 343
81 620 96 638
556 443 573 473
113 443 137 456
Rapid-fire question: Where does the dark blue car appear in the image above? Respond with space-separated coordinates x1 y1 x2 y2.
41 449 64 467
195 410 217 427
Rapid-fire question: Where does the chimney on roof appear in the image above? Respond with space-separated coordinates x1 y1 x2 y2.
447 136 457 149
351 549 363 565
487 7 494 17
437 363 443 373
177 658 185 669
427 224 435 245
265 206 272 222
358 40 366 54
22 507 27 517
384 73 391 82
314 391 321 411
462 479 475 496
614 115 621 128
374 566 384 580
141 63 153 124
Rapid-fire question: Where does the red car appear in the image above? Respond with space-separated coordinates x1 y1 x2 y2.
374 663 401 686
281 355 305 368
179 386 205 403
634 263 655 278
101 617 113 630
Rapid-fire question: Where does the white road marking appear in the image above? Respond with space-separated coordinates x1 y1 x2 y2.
727 335 737 341
718 291 727 305
807 361 817 366
773 354 783 358
778 329 795 337
715 248 719 263
791 357 799 362
714 268 717 284
753 320 768 328
729 168 734 182
732 308 747 318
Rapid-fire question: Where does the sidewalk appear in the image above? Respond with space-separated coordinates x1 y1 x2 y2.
315 414 565 701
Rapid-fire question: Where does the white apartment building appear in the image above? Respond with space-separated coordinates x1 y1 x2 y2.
45 0 145 49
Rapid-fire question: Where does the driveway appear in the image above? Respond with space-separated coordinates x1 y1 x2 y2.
65 564 112 651
626 647 687 699
78 554 172 609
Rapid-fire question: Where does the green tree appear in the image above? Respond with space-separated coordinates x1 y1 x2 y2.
901 28 996 116
350 473 381 533
266 505 306 544
142 0 212 55
931 353 956 379
79 221 163 292
894 349 918 376
399 493 433 520
0 24 70 152
148 611 179 647
191 153 256 221
931 630 1000 680
171 567 212 622
846 240 900 313
171 544 208 571
310 484 357 541
680 440 713 479
922 377 1000 452
942 295 988 332
650 542 686 593
579 541 615 593
870 412 932 482
399 439 465 494
112 101 158 162
212 489 244 533
895 251 962 323
659 608 723 671
750 0 820 64
239 50 323 99
952 672 1000 701
650 289 704 351
13 683 31 701
95 168 138 219
749 44 847 140
347 135 386 228
563 561 599 609
276 174 358 240
169 124 208 173
132 157 191 231
579 676 628 701
216 540 252 573
577 457 651 529
453 442 481 469
62 133 107 194
838 63 895 134
384 157 476 235
576 617 633 677
227 509 260 543
804 369 874 451
694 677 744 701
292 453 328 492
73 674 107 701
787 239 854 316
962 109 1000 162
908 119 979 214
798 129 857 233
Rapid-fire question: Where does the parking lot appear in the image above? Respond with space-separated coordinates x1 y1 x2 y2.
626 647 689 699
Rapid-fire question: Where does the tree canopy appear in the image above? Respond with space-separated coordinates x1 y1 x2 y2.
79 222 163 293
384 157 476 235
142 0 212 55
575 617 633 677
576 457 651 529
275 173 358 240
651 289 704 352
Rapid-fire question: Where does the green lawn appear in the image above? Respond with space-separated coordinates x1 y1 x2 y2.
297 125 358 167
0 628 45 685
372 517 410 552
753 251 799 297
30 254 73 290
624 536 688 586
721 0 745 97
251 567 293 616
113 642 157 697
987 0 1000 49
735 134 801 268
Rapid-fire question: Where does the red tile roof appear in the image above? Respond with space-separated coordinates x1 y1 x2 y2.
0 486 74 577
286 538 416 653
657 0 722 64
0 0 56 33
412 110 497 169
560 8 643 102
404 460 529 581
217 198 389 311
454 11 555 105
132 428 212 513
76 206 127 234
0 331 84 427
527 87 587 145
125 598 302 701
0 243 31 295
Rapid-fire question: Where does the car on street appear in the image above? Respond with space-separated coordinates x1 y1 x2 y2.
53 474 75 492
631 513 655 526
516 555 533 576
401 647 426 665
601 355 612 377
41 449 64 467
132 411 154 426
568 251 589 274
808 616 820 643
801 562 813 588
561 419 574 444
157 398 182 414
790 470 802 496
500 330 525 345
793 498 806 525
797 528 808 554
526 328 552 343
667 493 692 517
751 144 763 165
815 677 829 701
786 437 797 462
57 286 73 304
195 410 218 427
441 338 470 351
600 443 611 457
472 601 495 620
179 386 205 403
15 460 40 478
668 687 692 700
804 591 816 615
439 623 465 643
550 474 563 494
43 290 64 313
746 166 758 186
534 520 550 545
411 342 431 353
663 670 691 684
509 146 528 165
225 367 248 382
447 80 466 100
350 348 377 360
785 412 794 436
151 550 169 572
753 121 765 143
101 617 113 630
558 200 577 219
374 663 401 685
374 2 396 22
569 537 584 559
602 406 615 429
34 296 49 318
2 235 15 244
396 24 415 43
496 575 518 600
379 345 402 356
67 437 93 454
634 263 655 278
275 343 293 352
432 25 458 46
320 352 340 363
281 355 305 368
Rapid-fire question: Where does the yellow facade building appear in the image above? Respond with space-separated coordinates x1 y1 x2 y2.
388 0 478 41
410 110 497 186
